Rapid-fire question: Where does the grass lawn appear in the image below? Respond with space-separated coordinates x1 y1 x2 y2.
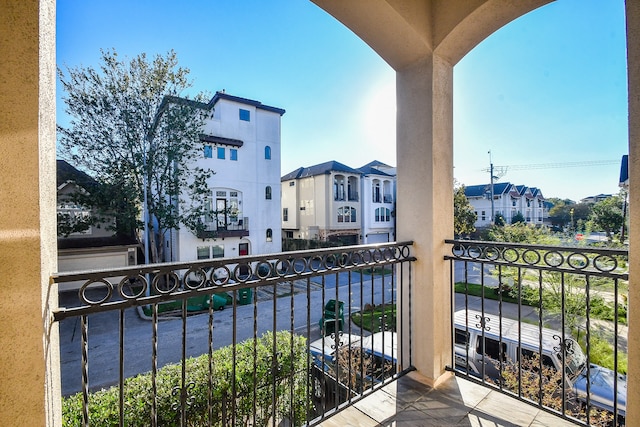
454 282 528 305
351 304 396 332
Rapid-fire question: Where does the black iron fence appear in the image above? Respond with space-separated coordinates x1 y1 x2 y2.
446 239 628 426
53 242 414 426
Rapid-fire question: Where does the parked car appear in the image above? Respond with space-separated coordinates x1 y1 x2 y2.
454 309 627 418
309 331 397 400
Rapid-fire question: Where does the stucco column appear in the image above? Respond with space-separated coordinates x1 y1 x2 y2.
626 0 640 423
396 53 453 385
0 0 60 425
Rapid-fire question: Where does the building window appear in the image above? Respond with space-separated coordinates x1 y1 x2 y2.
239 109 250 121
338 206 357 223
289 181 295 186
204 145 213 158
212 245 224 258
481 211 486 221
284 231 293 239
230 149 238 161
265 186 272 200
283 208 288 221
334 175 345 200
217 147 225 159
266 228 273 242
197 246 210 260
373 181 381 203
375 207 390 222
265 145 271 160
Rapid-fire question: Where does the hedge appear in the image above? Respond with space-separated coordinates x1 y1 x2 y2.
62 331 310 426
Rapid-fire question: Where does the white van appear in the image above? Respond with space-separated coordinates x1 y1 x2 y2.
310 331 397 391
454 309 626 418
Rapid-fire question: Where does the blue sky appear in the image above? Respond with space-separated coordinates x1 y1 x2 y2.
57 0 628 201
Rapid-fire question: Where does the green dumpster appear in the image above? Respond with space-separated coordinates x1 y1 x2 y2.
238 288 253 305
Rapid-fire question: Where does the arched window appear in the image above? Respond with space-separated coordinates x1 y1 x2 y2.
265 186 272 200
334 175 345 200
264 145 271 160
373 180 381 203
266 228 272 242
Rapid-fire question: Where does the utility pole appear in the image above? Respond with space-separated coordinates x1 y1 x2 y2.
489 151 495 225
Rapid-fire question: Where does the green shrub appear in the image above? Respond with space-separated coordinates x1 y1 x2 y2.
575 333 628 375
62 331 310 426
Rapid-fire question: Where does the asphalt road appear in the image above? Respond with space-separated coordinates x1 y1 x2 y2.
58 270 395 396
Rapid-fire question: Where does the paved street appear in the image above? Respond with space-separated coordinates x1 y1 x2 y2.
58 270 395 396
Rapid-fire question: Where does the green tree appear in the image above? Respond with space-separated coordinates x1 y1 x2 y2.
58 49 213 263
511 211 525 224
486 223 558 245
453 182 477 237
588 194 624 241
547 199 591 230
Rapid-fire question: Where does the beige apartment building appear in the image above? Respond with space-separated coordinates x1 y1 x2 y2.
282 160 362 244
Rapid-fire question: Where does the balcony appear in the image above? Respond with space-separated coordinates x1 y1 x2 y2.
53 242 414 426
196 216 249 239
51 239 626 426
445 239 628 426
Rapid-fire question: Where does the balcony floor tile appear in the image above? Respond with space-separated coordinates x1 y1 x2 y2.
318 372 579 427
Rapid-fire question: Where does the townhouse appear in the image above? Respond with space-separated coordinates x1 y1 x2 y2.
281 160 395 244
168 92 285 261
464 182 546 227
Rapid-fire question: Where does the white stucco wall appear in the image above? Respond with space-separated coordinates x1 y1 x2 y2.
175 96 283 261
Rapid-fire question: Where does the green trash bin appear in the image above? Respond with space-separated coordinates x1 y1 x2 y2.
238 288 253 305
319 299 345 335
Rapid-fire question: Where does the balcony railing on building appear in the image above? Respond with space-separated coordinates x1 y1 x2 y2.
52 242 415 426
197 216 249 239
446 239 628 427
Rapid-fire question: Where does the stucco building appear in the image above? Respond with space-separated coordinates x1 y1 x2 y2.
169 92 285 262
281 160 362 244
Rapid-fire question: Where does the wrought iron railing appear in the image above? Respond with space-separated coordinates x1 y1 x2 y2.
197 216 249 239
53 242 415 426
446 239 628 427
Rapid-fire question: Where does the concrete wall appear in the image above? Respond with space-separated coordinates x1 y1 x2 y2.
0 0 60 425
626 1 640 422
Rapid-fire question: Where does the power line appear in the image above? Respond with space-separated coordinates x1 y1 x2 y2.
482 159 619 173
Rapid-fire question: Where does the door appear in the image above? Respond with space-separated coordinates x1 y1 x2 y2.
239 243 249 256
216 199 227 230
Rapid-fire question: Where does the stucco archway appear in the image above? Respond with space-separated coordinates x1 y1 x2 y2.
311 5 640 419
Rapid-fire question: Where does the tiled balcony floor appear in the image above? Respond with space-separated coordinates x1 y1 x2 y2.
318 372 578 427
